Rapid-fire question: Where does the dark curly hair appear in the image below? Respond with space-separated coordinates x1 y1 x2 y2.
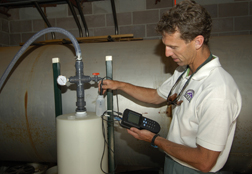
156 0 212 45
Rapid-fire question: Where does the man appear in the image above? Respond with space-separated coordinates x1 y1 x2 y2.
100 0 242 173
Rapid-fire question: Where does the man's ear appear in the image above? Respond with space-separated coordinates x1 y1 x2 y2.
194 35 204 50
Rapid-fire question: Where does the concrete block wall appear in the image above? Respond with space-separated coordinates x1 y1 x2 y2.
0 0 252 46
0 13 9 47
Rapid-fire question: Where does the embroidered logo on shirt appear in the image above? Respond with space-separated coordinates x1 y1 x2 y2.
184 89 194 102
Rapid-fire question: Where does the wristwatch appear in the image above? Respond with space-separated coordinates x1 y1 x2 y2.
151 134 159 148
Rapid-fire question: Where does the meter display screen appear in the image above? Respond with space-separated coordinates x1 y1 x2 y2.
127 112 140 125
121 109 160 134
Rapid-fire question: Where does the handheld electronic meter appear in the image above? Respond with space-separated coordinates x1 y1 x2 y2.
120 109 161 134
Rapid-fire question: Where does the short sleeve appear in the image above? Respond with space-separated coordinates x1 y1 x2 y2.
157 78 173 99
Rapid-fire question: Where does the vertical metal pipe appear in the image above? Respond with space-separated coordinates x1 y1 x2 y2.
110 0 118 35
34 2 55 39
106 56 115 173
66 0 83 37
74 0 89 37
52 58 63 117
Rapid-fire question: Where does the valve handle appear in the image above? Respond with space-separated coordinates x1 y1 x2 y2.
92 73 100 76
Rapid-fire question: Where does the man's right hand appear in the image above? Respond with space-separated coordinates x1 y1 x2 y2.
98 79 165 104
99 79 123 94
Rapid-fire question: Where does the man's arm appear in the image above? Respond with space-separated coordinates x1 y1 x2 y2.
100 79 166 104
127 128 220 173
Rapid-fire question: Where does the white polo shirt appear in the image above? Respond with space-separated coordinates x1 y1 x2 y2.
157 56 242 172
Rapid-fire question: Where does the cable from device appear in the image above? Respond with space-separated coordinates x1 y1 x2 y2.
100 110 122 174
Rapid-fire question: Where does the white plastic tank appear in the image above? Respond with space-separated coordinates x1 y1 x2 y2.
57 112 108 174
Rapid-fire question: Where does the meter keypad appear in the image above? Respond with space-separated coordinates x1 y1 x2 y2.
142 118 156 130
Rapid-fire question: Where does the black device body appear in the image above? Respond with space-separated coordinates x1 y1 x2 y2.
120 109 160 134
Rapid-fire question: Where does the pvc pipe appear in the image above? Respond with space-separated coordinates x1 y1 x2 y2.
70 61 86 112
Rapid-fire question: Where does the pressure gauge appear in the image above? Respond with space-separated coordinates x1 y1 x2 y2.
57 75 68 86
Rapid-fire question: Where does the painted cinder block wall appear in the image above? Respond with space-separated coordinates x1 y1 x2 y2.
0 0 252 46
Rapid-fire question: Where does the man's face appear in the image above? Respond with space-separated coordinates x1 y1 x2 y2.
162 31 195 67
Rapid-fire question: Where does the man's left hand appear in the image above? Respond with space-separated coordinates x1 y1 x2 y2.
127 127 155 143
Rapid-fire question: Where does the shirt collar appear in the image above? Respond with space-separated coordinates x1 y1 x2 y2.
183 55 221 81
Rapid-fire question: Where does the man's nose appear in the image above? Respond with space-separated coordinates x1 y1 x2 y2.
165 47 173 57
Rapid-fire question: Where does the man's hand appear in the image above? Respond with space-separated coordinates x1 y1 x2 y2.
98 79 165 104
127 127 155 143
127 127 220 173
98 79 123 94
